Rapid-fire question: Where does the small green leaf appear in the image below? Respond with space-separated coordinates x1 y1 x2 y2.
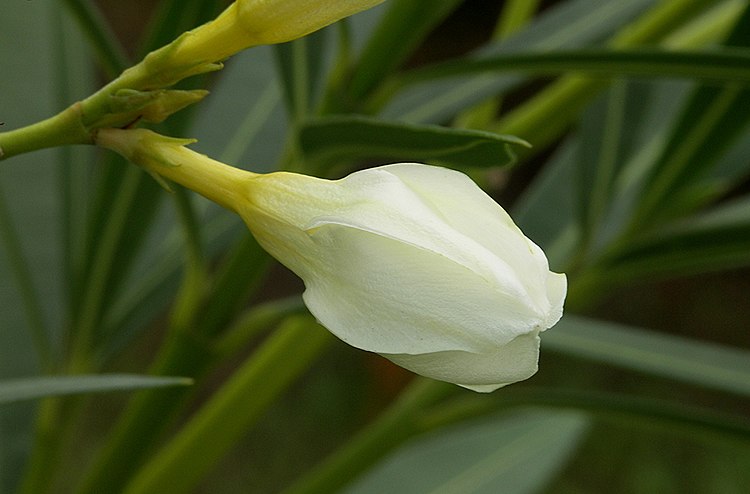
0 374 192 405
298 115 529 173
545 315 750 396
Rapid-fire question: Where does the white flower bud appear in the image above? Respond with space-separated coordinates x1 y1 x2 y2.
96 129 565 393
241 164 566 392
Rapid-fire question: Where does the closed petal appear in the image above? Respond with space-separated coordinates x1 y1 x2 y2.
382 331 541 393
378 165 547 291
543 272 567 330
307 168 542 315
302 224 547 355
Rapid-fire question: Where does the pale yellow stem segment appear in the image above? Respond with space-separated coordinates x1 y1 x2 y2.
96 128 256 213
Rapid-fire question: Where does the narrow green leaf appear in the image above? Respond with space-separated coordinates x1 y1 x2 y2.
599 195 750 281
630 5 750 227
588 80 691 252
0 176 50 369
495 0 542 39
55 6 97 361
192 45 287 170
0 374 192 405
398 48 750 85
274 30 329 120
346 410 587 494
60 0 129 76
572 80 672 262
576 82 631 247
454 0 540 130
379 0 658 122
545 315 750 396
298 115 529 174
348 0 462 100
420 388 750 452
511 140 580 270
213 296 306 359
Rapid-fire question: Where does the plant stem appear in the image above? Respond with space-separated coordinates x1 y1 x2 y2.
122 317 332 494
282 378 456 494
96 128 254 213
0 104 92 161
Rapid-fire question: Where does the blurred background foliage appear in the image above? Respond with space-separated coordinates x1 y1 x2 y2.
1 0 749 493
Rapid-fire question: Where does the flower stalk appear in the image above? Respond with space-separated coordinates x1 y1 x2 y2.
0 104 90 160
96 128 254 212
0 0 385 163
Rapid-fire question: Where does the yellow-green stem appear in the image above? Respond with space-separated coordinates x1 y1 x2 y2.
96 128 255 212
0 104 91 161
123 317 333 494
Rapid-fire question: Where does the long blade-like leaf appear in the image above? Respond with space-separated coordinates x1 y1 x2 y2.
274 30 329 121
545 315 750 396
379 0 658 122
597 195 750 281
0 374 192 405
348 0 462 100
298 115 529 174
398 48 750 85
630 5 750 227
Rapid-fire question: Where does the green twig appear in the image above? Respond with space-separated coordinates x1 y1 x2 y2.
0 104 92 161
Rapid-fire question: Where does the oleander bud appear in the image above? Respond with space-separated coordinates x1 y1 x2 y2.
240 164 566 392
97 129 566 393
170 0 386 65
